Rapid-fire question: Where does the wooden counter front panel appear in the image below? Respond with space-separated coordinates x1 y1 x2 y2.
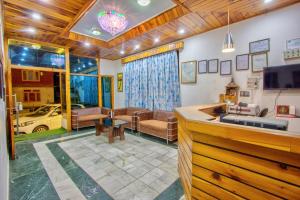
176 117 300 199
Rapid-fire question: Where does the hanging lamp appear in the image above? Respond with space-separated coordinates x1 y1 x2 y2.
222 8 235 53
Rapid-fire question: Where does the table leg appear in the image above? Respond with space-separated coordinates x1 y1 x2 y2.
95 119 103 136
108 127 114 144
120 125 125 141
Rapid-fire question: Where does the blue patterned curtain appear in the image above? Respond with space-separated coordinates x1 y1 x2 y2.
124 50 181 111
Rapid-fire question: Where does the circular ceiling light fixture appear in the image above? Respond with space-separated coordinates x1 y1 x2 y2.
137 0 151 6
98 10 128 36
91 27 102 36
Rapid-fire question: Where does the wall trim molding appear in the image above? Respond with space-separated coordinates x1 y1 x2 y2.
122 41 184 64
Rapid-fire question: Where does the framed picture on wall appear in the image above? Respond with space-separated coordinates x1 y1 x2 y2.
220 60 232 75
249 38 270 54
181 61 197 84
198 60 207 74
208 59 218 73
287 38 300 50
252 53 268 72
117 73 123 92
236 54 249 71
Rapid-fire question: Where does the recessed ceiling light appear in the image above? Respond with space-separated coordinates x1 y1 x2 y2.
24 27 36 34
32 13 42 20
137 0 151 6
84 42 91 47
20 58 25 62
91 27 101 36
134 44 140 50
22 53 26 56
154 37 160 43
264 0 273 3
23 47 29 51
120 50 125 55
178 29 185 35
32 44 41 49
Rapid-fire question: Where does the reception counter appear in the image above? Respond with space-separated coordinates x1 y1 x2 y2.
175 104 300 200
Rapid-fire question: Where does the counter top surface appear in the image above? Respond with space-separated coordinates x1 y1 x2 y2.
175 103 300 154
175 103 225 121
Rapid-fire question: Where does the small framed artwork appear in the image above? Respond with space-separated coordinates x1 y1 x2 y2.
220 60 232 76
208 59 218 73
287 38 300 50
252 53 268 72
198 60 207 74
236 54 249 71
117 73 123 92
249 38 270 54
181 61 197 84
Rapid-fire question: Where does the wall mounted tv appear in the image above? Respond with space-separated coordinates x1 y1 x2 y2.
264 64 300 90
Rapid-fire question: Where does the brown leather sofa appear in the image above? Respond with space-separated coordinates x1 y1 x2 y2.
136 110 178 144
113 107 148 131
71 107 111 130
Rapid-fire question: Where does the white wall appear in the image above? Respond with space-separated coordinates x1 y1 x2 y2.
0 99 9 200
100 59 125 108
179 3 300 116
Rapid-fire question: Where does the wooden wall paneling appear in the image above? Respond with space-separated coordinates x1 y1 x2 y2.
192 154 297 199
192 176 244 200
192 130 300 168
192 140 300 186
65 47 71 132
191 187 217 200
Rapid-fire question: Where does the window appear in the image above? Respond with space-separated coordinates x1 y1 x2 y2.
24 90 41 102
9 44 65 69
22 70 40 81
70 75 98 108
70 55 97 74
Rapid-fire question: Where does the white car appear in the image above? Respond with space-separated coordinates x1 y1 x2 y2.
14 104 62 134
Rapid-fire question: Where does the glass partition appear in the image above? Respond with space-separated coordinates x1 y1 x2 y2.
70 55 97 74
70 75 98 108
9 44 65 69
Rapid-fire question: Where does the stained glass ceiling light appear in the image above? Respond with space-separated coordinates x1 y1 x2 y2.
98 10 128 36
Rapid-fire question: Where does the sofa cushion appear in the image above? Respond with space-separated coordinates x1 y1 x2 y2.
153 110 175 122
114 115 132 122
139 120 168 131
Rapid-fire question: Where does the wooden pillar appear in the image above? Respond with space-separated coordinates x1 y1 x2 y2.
65 48 72 132
4 38 15 159
97 58 102 107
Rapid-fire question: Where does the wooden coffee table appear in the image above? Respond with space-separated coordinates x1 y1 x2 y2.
77 114 109 136
108 120 128 143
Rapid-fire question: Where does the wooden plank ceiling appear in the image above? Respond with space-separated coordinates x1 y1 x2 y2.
3 0 300 60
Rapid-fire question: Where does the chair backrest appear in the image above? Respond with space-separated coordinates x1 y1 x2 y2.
153 110 175 122
127 107 148 116
72 107 102 115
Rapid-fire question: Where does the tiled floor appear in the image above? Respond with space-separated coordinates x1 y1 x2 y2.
10 130 183 200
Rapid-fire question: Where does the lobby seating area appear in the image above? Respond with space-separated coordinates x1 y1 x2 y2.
137 110 178 144
1 1 300 200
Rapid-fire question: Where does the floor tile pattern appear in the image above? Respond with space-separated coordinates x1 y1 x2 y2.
59 133 179 200
10 129 183 200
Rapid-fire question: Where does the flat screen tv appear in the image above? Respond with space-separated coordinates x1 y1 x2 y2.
263 64 300 90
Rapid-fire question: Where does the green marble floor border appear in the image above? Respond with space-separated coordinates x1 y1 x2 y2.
11 129 183 200
47 134 113 200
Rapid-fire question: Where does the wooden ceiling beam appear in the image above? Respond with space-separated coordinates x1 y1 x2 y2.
59 0 97 38
4 0 72 22
107 5 190 48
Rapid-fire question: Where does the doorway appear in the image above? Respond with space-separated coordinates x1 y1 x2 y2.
101 76 113 109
